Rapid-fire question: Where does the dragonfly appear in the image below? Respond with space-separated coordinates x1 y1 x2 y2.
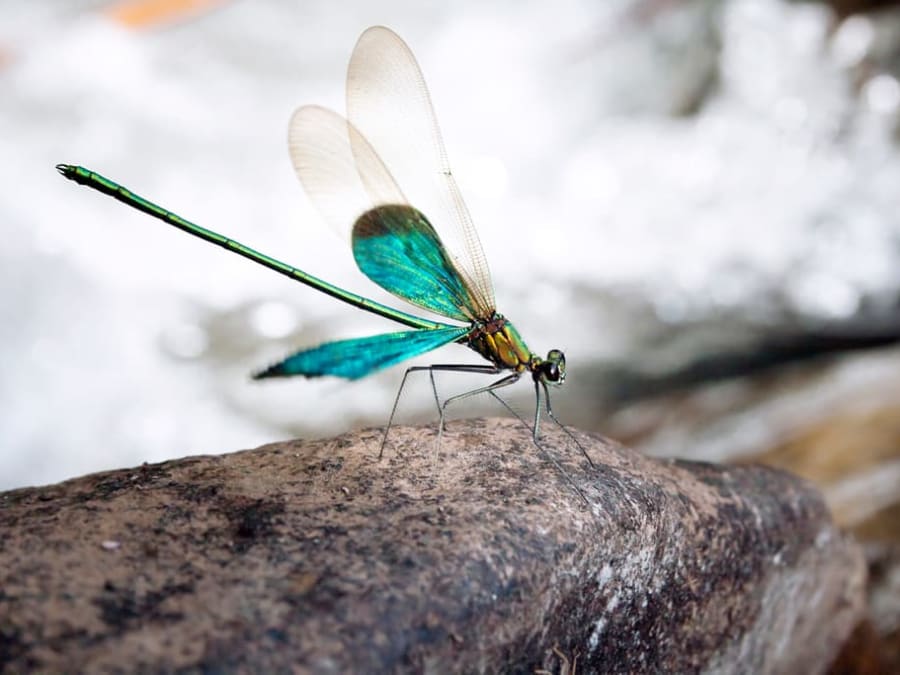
57 26 592 473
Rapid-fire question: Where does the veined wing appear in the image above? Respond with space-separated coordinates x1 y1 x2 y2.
352 204 477 322
289 106 482 322
288 104 405 238
346 26 496 319
253 325 467 380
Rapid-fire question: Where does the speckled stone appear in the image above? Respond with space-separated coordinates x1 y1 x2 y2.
0 418 864 673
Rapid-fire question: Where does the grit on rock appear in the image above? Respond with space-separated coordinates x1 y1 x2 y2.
0 419 863 673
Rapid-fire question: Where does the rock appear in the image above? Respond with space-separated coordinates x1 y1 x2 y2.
606 347 900 533
839 543 900 673
0 419 864 673
596 344 900 669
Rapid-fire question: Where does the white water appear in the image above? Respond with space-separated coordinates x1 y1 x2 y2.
2 0 898 489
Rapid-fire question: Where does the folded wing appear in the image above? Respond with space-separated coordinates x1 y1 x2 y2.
253 325 468 380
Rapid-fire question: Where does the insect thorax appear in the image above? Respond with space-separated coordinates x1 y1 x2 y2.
466 313 534 372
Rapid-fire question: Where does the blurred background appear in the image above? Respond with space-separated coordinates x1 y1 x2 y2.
2 0 899 665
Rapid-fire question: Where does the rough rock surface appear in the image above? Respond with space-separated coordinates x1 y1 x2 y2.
0 419 864 673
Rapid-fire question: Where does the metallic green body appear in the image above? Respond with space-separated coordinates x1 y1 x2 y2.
55 27 565 392
56 165 558 384
466 313 534 373
57 165 442 333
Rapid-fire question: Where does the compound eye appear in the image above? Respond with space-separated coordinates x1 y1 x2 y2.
539 350 566 384
544 349 566 383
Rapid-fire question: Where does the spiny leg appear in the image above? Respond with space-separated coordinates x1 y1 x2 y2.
381 366 425 459
436 372 521 444
488 389 591 506
380 363 500 459
386 366 594 507
430 366 514 448
538 381 596 469
532 380 543 441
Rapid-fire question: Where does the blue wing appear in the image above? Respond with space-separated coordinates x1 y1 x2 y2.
253 325 468 380
353 204 487 322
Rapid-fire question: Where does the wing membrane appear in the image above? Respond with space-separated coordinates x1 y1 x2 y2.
288 105 405 236
352 204 477 321
254 325 467 380
346 26 495 317
287 28 496 321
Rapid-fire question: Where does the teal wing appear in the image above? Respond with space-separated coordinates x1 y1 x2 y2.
253 325 468 380
352 204 480 322
287 28 497 325
347 27 496 317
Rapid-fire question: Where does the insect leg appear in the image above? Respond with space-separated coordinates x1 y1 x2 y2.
488 389 591 506
541 381 596 469
380 363 500 459
435 371 521 446
380 366 434 459
420 364 506 448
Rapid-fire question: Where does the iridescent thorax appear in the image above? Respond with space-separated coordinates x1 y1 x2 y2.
467 313 532 372
466 314 566 386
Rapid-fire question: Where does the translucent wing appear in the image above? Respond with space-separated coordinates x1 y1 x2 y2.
346 26 496 318
253 325 467 380
289 107 485 322
288 104 405 235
